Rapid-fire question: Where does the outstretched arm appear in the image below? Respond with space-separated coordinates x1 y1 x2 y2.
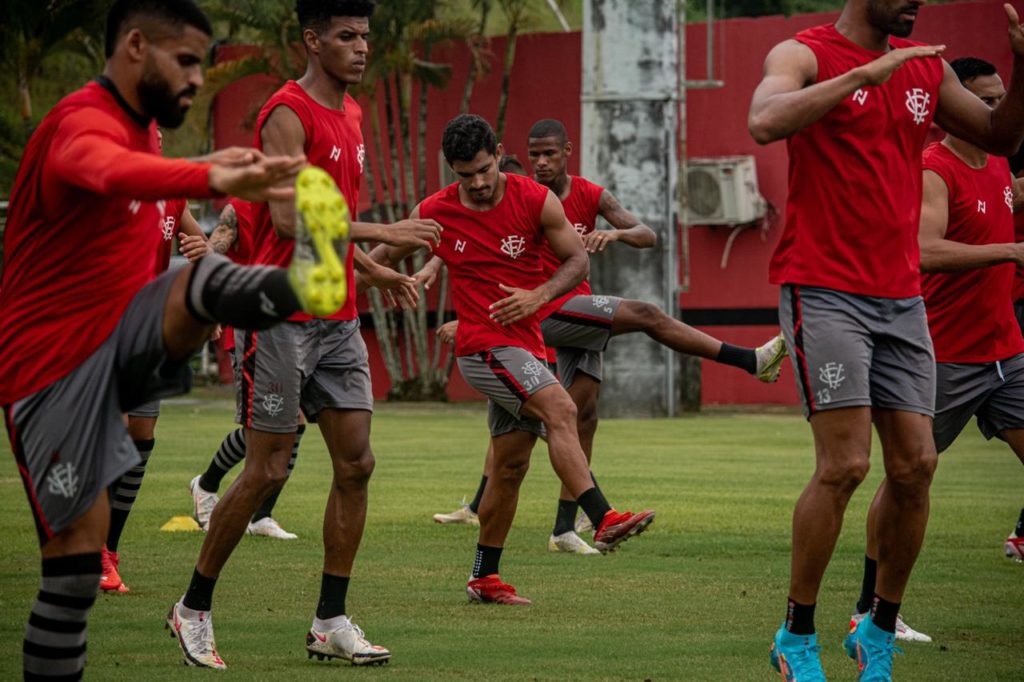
583 188 657 252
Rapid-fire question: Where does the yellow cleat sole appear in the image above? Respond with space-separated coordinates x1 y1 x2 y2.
291 166 350 317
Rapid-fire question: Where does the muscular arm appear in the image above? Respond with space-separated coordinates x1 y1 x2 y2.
594 189 657 248
207 203 238 255
260 106 306 239
537 191 589 300
919 169 1023 272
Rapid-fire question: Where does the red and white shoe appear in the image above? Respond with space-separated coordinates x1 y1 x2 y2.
165 601 226 669
593 509 655 553
100 545 129 593
306 616 390 666
467 574 532 605
1005 535 1024 561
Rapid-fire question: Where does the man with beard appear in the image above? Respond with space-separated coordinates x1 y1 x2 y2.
0 0 341 678
748 1 1024 679
168 0 441 669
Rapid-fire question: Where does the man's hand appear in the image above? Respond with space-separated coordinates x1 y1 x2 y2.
365 265 420 309
413 258 443 290
210 324 223 342
378 219 443 249
854 44 945 87
582 230 620 253
489 283 545 326
179 233 210 261
193 147 261 168
1007 3 1024 57
436 320 458 345
208 154 306 202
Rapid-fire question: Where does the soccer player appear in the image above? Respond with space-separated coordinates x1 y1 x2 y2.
749 2 1024 679
845 56 1024 645
0 0 337 678
433 119 788 555
168 0 442 669
406 114 655 605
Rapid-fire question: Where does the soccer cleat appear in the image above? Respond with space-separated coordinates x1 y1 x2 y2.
769 625 825 682
467 574 532 605
290 166 350 317
845 614 901 681
306 616 390 666
592 509 655 554
849 610 931 643
189 475 219 532
432 503 479 526
547 531 600 555
165 601 226 669
755 333 789 383
574 511 594 535
1005 534 1024 561
100 545 129 593
247 516 298 540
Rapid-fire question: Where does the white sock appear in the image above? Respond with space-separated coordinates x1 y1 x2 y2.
313 614 349 632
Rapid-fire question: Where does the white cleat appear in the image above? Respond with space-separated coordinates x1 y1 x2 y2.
754 333 788 383
189 475 219 532
432 504 479 526
166 601 226 669
1005 535 1024 561
575 512 594 535
247 517 298 540
548 531 600 555
306 616 391 666
849 611 933 643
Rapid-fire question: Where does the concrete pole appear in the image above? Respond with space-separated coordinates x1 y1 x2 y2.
581 0 682 417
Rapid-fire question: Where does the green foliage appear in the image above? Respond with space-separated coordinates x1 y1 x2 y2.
0 397 1020 679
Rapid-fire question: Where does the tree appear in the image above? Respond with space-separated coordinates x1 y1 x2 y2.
494 0 533 142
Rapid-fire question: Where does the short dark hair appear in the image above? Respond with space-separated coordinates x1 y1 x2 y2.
498 155 526 176
297 0 376 34
950 57 997 86
442 114 498 164
105 0 212 58
528 118 568 145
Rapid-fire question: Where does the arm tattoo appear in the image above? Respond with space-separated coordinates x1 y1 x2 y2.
208 205 238 255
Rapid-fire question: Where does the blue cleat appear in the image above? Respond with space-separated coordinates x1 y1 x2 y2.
770 625 826 681
844 614 900 681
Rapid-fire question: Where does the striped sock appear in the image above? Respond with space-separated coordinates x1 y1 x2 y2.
107 439 154 552
24 553 100 681
199 429 246 494
251 425 304 523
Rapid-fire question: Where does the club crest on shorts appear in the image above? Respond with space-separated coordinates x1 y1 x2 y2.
905 88 931 125
262 392 285 417
501 235 526 260
818 361 846 391
46 461 79 499
521 360 546 391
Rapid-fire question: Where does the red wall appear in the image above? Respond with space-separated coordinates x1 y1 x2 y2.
213 0 1013 406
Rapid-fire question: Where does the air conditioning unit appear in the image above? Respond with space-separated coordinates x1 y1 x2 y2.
685 156 766 226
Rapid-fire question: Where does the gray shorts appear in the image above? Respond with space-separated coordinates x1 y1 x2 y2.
933 354 1024 452
779 285 936 419
540 295 622 387
3 270 190 544
127 399 161 419
235 318 373 433
457 347 560 438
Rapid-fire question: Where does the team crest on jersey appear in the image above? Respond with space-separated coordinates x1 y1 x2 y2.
573 223 588 236
905 88 931 125
356 144 366 174
501 235 527 260
162 215 177 241
46 461 79 499
1005 186 1014 210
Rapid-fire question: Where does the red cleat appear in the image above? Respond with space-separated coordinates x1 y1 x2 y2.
466 574 532 605
1005 535 1024 562
593 509 655 553
100 545 129 593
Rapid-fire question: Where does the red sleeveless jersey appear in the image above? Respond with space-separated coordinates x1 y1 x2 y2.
0 81 214 405
424 173 551 358
537 175 604 320
249 81 364 321
770 24 944 298
157 199 189 276
920 143 1023 363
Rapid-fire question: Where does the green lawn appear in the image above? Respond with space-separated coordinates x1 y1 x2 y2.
0 393 1020 680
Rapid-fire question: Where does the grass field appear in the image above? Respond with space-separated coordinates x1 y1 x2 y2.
0 391 1020 680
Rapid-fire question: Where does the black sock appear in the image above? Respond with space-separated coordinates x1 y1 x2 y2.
468 475 488 514
252 425 304 523
200 428 247 493
785 597 816 635
316 573 350 620
871 594 900 633
1016 507 1024 537
107 439 154 552
577 486 612 529
856 555 877 615
552 499 578 536
182 568 217 612
186 253 301 329
716 343 757 374
472 544 503 579
24 553 100 681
